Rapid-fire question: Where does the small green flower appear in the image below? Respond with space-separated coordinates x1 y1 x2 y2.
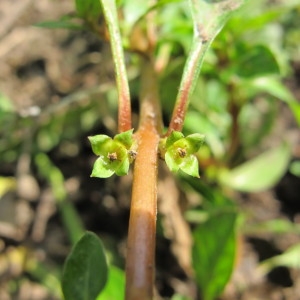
88 129 135 178
160 131 205 177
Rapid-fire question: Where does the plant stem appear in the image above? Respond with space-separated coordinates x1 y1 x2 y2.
167 0 244 136
101 0 132 132
125 58 162 300
167 39 205 135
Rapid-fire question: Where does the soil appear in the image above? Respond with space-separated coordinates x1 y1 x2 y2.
0 0 300 300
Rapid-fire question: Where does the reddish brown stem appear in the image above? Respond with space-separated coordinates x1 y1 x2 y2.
167 42 203 135
100 0 132 133
125 58 162 300
118 84 132 132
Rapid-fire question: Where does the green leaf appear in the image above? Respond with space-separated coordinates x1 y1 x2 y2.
246 77 295 103
220 142 291 192
96 266 125 300
114 157 130 176
259 243 300 275
62 232 108 300
290 161 300 178
245 219 300 235
114 129 134 149
234 45 280 78
185 133 205 152
25 256 62 299
75 0 102 18
88 135 111 156
35 19 84 30
35 153 84 244
243 77 300 126
288 102 300 127
239 97 277 149
91 157 115 178
184 111 226 158
227 0 300 35
193 211 237 300
122 0 150 30
189 0 244 44
166 131 184 148
179 155 200 178
165 151 180 172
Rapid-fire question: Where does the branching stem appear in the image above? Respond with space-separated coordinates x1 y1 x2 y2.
125 58 162 300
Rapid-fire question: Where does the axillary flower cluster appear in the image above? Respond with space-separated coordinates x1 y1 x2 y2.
89 129 205 178
159 131 205 177
88 129 136 178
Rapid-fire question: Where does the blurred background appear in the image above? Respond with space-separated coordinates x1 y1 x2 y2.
0 0 300 299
